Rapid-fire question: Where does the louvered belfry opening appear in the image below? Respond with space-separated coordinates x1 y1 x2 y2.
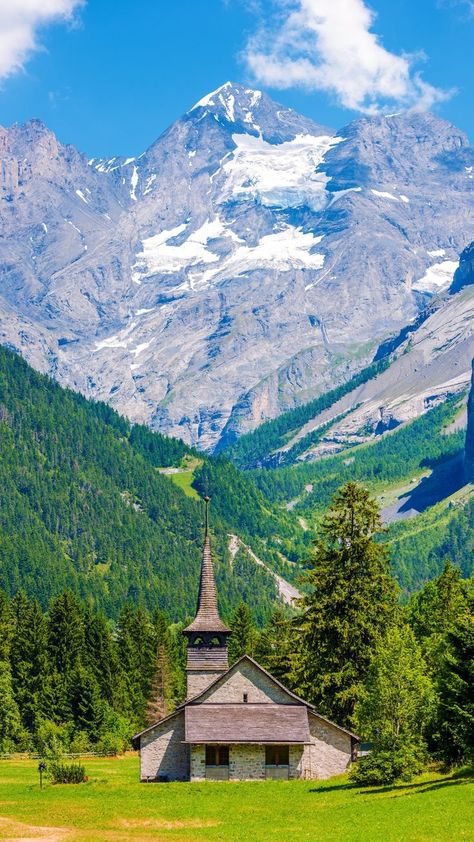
183 497 231 697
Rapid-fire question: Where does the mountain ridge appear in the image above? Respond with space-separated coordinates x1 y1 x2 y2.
1 82 473 449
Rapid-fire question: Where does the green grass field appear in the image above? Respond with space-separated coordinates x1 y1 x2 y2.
0 756 472 842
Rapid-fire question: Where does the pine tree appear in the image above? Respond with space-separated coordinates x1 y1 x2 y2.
145 645 172 725
117 604 156 725
48 590 85 675
83 606 119 707
228 601 256 663
0 660 25 751
255 607 294 683
407 561 468 669
436 594 474 765
69 665 104 742
0 590 13 662
47 590 86 722
10 593 49 731
292 482 398 725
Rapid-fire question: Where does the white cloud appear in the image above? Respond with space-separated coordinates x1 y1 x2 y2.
0 0 84 82
243 0 453 114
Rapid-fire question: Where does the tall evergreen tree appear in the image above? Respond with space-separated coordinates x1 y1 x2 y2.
10 592 49 731
436 594 474 765
0 660 25 751
292 482 398 725
255 607 294 683
0 590 13 662
145 645 172 725
47 590 86 722
83 606 120 707
69 666 104 742
407 561 468 669
117 604 156 725
228 601 256 663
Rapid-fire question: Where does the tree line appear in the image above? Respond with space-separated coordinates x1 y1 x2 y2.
0 480 471 783
229 483 474 782
0 591 186 755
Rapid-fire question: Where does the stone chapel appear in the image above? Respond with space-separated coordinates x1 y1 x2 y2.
133 498 359 781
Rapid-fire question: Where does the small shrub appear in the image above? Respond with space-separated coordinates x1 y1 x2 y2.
350 742 426 786
49 762 86 784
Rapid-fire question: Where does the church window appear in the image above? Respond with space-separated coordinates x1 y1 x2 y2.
265 745 289 766
205 745 229 767
243 692 248 703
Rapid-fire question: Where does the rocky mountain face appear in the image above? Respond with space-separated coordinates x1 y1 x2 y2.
269 277 474 463
1 83 473 450
465 359 474 481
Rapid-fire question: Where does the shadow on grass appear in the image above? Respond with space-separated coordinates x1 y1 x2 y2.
309 768 474 797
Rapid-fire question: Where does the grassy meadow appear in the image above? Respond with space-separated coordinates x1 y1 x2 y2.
0 755 472 842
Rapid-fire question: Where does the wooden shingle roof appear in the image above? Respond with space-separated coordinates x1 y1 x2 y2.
185 704 311 744
133 656 360 744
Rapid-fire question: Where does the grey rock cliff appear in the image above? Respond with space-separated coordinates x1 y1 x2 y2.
0 84 473 449
465 360 474 481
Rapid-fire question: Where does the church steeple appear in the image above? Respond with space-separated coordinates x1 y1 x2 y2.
183 496 231 698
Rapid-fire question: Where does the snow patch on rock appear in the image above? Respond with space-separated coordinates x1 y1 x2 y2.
413 260 459 294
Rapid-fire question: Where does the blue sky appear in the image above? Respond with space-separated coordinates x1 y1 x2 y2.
0 0 472 157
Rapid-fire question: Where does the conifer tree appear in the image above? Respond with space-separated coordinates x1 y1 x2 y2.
0 660 25 751
292 482 398 725
69 665 104 742
145 645 172 725
228 601 256 663
255 607 294 683
436 594 474 765
0 590 13 662
83 606 119 707
48 590 85 675
10 593 49 731
117 605 156 724
407 561 468 669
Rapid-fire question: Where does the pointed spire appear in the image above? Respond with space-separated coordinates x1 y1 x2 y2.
184 496 231 634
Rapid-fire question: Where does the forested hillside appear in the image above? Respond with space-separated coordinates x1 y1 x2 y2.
0 347 302 623
220 359 390 469
251 397 474 591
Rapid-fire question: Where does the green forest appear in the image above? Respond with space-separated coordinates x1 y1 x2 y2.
0 345 302 623
0 344 473 780
220 358 390 469
0 483 471 788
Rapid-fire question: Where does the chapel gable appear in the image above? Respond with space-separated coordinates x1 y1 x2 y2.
196 657 304 706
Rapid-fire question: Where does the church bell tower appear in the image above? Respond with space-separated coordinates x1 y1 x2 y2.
183 496 231 699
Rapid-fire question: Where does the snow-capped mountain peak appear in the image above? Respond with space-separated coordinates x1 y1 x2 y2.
1 86 473 451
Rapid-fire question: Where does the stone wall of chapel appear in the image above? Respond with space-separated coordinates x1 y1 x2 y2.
229 745 266 780
190 744 206 780
198 661 295 704
140 712 189 782
305 714 353 779
187 669 227 699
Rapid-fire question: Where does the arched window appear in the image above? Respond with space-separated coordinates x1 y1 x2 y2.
210 635 221 647
193 635 205 646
